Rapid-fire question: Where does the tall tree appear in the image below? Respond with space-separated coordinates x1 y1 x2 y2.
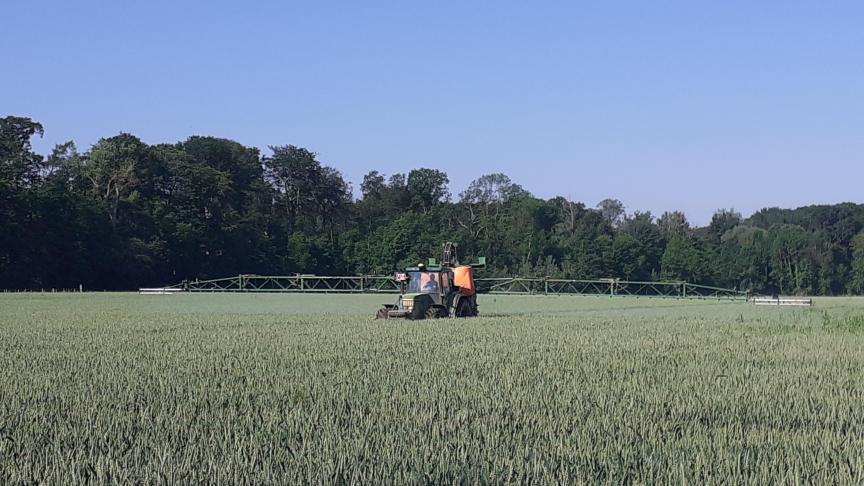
596 198 625 229
0 116 43 191
661 236 701 281
264 145 351 234
360 170 386 199
148 137 271 280
406 168 449 213
80 134 150 227
769 224 813 294
709 208 742 238
657 211 690 239
0 117 44 287
456 173 529 247
620 211 663 278
460 173 529 204
850 233 864 294
717 225 771 292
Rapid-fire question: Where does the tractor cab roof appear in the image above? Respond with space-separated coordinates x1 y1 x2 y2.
404 254 486 272
405 265 443 272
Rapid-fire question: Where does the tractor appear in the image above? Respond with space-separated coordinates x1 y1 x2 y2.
376 242 485 319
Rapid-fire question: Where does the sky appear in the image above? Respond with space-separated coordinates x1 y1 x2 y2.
4 1 863 225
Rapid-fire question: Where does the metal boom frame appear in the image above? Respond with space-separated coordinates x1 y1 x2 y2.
477 277 745 299
153 275 746 300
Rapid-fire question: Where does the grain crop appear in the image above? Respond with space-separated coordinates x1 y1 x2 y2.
1 293 863 483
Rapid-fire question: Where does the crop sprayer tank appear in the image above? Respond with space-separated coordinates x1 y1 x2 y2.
453 266 476 296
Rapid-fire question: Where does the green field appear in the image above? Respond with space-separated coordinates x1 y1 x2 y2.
2 293 863 483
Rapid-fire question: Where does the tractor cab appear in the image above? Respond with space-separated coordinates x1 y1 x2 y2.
377 243 485 320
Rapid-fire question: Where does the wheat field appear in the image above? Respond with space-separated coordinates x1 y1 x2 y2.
1 293 863 483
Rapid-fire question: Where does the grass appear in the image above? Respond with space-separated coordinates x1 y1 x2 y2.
1 293 863 483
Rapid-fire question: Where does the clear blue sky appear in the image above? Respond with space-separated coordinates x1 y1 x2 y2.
5 1 863 224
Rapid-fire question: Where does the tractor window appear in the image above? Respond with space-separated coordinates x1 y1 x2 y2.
422 274 440 293
407 273 420 293
407 272 440 293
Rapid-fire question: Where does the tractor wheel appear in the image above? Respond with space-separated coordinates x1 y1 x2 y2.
425 306 447 319
455 299 475 318
375 307 389 319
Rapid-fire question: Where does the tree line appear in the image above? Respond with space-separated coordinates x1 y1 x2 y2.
3 115 864 294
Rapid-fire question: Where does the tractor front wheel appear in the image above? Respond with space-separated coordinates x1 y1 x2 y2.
425 306 447 319
375 307 389 319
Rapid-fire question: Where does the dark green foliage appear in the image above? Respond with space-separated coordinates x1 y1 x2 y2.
661 236 701 282
849 234 864 294
2 115 864 295
406 168 450 213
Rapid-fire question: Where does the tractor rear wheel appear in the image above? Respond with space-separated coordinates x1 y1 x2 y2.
455 299 475 318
